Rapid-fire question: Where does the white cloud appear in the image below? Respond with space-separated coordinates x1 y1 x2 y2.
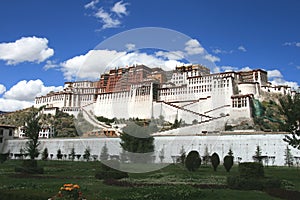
44 60 58 70
84 0 99 9
0 98 33 112
111 1 129 17
125 43 135 51
155 51 185 60
238 45 247 52
60 49 126 80
95 8 121 29
267 69 299 89
0 36 54 65
4 79 62 101
0 84 6 95
212 47 233 54
204 54 220 63
267 69 283 79
184 39 205 55
239 66 252 71
220 65 238 72
283 41 300 47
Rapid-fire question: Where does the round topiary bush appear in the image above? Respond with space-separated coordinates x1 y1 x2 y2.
211 152 220 171
223 155 234 172
185 151 201 172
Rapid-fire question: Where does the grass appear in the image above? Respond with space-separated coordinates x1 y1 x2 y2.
0 160 299 199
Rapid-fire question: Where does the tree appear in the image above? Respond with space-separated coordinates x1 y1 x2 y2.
120 122 154 163
100 143 109 161
223 149 234 172
203 146 210 165
70 147 76 161
159 147 165 163
284 145 294 167
279 94 300 150
185 151 201 171
83 146 91 162
42 148 49 160
24 110 41 160
179 145 186 164
211 152 220 171
253 145 263 163
57 149 63 160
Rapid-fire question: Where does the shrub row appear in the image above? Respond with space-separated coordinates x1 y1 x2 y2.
227 176 281 190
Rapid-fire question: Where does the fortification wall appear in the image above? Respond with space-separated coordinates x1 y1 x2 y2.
2 133 296 166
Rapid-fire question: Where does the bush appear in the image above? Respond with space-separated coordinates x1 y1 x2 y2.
227 176 263 190
15 160 44 174
95 160 128 180
239 162 264 178
0 153 9 164
185 151 201 172
223 155 234 172
227 176 281 190
211 152 220 171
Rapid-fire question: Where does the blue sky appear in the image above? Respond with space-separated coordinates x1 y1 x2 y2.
0 0 299 111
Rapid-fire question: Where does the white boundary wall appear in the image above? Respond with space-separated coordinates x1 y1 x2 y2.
2 133 299 166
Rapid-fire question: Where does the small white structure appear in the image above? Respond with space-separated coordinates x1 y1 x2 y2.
18 125 55 139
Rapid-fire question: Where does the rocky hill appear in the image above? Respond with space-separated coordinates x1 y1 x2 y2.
0 107 77 137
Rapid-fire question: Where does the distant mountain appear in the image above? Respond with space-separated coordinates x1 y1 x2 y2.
0 111 7 115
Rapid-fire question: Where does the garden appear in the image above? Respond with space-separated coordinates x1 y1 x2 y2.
0 159 299 200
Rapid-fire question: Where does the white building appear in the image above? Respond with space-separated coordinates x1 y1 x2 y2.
18 125 55 139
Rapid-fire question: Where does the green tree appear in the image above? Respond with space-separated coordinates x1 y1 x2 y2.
159 147 165 163
279 94 300 150
100 143 109 161
223 149 234 172
42 148 49 160
70 147 76 161
203 146 210 165
253 145 263 163
185 151 201 172
57 149 63 160
120 122 154 163
179 145 186 164
284 145 294 167
211 152 220 171
24 110 41 160
83 147 91 162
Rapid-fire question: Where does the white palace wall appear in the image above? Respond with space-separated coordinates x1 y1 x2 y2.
2 133 297 166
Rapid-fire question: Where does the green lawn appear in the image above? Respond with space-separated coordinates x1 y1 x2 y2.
0 160 299 199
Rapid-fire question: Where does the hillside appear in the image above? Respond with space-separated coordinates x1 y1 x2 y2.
0 107 77 137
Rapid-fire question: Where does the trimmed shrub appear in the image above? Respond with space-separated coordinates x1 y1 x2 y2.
223 155 234 172
211 152 220 171
95 160 128 180
15 160 44 174
239 162 264 178
185 151 201 171
0 153 9 164
227 176 263 190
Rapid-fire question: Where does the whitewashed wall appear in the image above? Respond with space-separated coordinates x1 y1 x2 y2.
2 133 298 166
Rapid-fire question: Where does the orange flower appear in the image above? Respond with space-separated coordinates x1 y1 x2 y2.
64 183 73 187
73 184 80 189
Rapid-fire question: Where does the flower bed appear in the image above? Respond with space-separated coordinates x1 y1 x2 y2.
49 183 86 200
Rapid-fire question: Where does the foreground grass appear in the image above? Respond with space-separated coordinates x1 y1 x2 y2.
0 160 299 199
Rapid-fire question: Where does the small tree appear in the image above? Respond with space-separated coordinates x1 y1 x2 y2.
284 145 294 167
24 111 41 160
223 149 234 172
211 152 220 171
159 147 165 163
253 145 263 163
100 143 109 161
203 146 210 165
57 149 63 160
83 146 91 162
179 145 186 164
42 148 49 161
70 147 76 161
185 151 201 172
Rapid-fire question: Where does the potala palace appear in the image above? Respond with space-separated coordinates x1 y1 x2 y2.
1 64 299 166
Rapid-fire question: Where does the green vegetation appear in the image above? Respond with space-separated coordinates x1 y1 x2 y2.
211 152 220 171
185 151 201 171
1 160 300 199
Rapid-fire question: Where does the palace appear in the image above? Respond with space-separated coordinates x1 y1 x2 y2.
34 64 294 134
